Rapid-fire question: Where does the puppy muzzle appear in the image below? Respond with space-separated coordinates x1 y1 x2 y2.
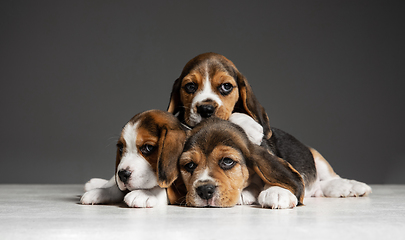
118 169 131 184
197 104 216 118
196 184 216 200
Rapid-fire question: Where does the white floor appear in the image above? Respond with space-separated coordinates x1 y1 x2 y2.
0 185 404 240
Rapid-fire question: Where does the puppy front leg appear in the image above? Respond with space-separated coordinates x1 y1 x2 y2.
229 113 263 145
80 176 125 205
124 186 167 208
258 185 298 209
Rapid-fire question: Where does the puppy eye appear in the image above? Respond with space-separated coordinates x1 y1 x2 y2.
140 144 155 156
219 157 236 170
184 82 198 94
219 83 233 95
117 143 124 156
184 162 197 173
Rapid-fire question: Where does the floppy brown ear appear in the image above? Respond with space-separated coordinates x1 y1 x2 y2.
156 126 186 188
167 78 183 115
247 144 305 204
166 178 188 205
236 72 272 139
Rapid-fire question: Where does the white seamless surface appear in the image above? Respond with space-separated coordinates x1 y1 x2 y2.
0 185 403 240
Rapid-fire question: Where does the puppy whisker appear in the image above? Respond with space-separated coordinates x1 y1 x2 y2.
105 135 120 148
178 196 187 206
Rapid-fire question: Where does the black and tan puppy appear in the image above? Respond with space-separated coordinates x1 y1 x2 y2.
161 117 309 208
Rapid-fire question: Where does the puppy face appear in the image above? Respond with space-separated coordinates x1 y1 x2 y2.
178 118 251 207
180 67 239 127
115 110 186 191
168 52 273 140
169 53 241 127
175 117 306 207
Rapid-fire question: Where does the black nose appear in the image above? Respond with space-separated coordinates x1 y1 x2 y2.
118 170 131 183
196 184 216 200
197 105 215 118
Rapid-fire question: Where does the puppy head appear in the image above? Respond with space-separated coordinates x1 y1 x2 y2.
115 110 187 191
168 53 239 126
175 117 305 207
168 52 272 139
179 117 250 207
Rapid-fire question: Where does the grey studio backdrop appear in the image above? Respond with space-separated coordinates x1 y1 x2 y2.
1 1 404 184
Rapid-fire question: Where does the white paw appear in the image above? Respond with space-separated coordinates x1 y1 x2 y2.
80 188 112 205
124 188 167 208
258 186 298 209
84 178 109 192
229 113 263 145
320 178 372 197
124 190 157 208
238 189 257 205
81 182 125 205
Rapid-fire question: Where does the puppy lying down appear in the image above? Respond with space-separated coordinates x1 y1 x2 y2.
80 110 187 207
161 116 371 209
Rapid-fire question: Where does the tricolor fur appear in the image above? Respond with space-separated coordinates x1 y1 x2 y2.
80 110 187 208
167 53 372 208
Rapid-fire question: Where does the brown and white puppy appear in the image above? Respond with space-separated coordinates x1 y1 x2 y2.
168 52 270 137
80 110 186 208
161 117 305 208
167 53 372 206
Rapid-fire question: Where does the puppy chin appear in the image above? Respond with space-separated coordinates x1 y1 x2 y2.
186 112 202 127
188 195 219 208
187 193 238 208
117 184 127 191
115 173 158 192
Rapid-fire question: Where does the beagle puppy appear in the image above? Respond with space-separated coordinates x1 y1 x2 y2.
160 117 306 208
80 110 187 208
167 53 371 206
164 117 372 208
